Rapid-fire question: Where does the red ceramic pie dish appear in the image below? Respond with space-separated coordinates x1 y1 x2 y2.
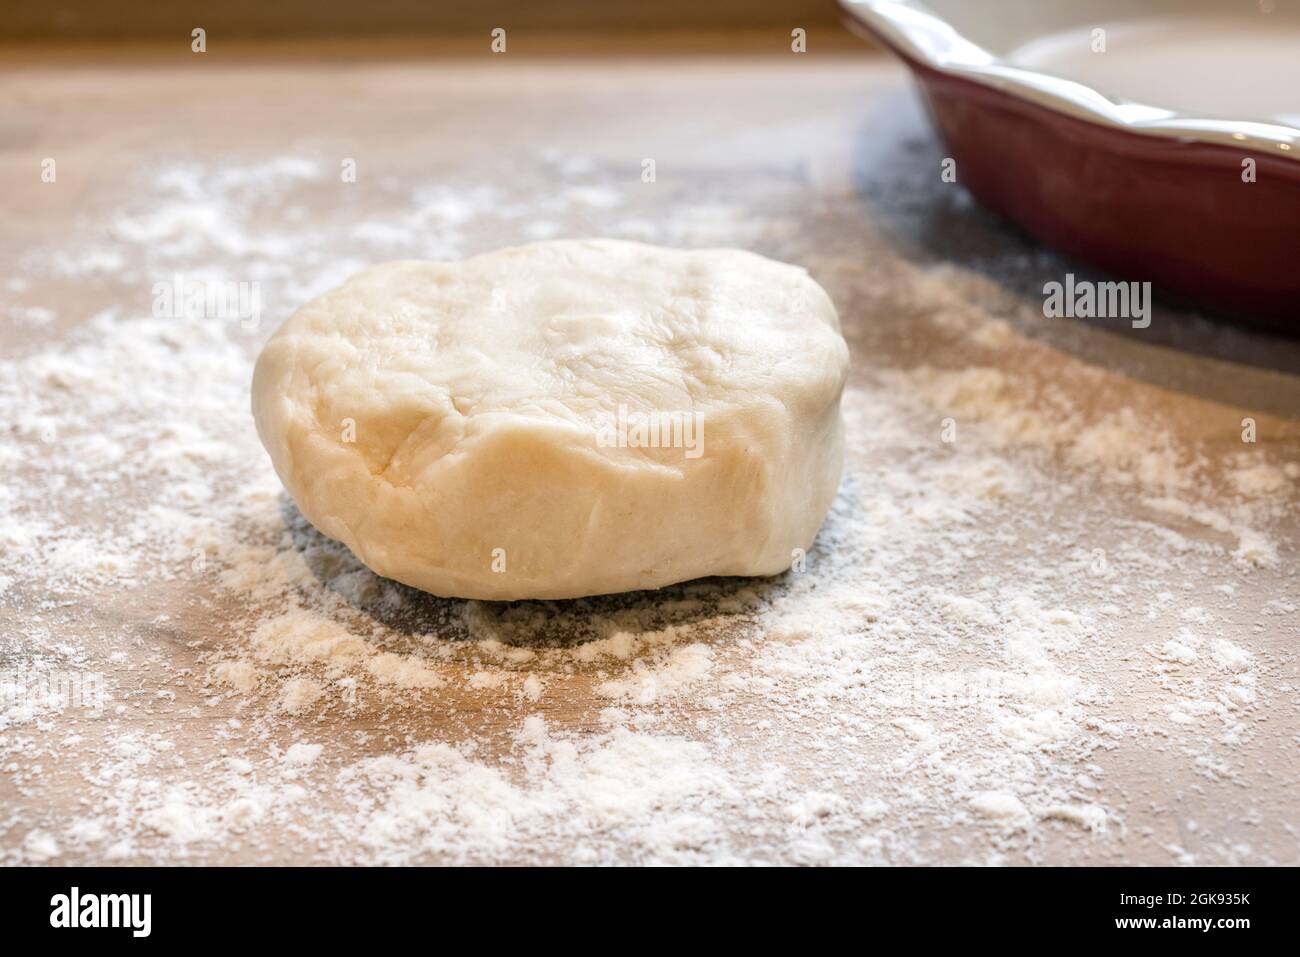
840 0 1300 331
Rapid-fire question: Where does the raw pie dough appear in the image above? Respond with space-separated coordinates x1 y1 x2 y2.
251 239 849 600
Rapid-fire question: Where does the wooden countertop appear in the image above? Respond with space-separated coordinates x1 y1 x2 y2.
2 36 1297 866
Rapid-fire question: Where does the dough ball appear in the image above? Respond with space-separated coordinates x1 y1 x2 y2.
251 239 849 600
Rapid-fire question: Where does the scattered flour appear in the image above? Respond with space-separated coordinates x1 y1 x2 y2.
0 151 1294 866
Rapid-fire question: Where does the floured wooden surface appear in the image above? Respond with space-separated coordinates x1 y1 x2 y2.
2 38 1297 865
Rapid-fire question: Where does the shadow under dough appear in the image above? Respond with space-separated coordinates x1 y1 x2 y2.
275 488 829 651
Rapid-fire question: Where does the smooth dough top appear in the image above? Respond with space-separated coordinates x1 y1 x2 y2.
252 239 849 600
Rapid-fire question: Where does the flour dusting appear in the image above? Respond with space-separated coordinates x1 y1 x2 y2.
1 152 1296 865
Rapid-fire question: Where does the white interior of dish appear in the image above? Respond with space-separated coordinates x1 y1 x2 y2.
844 0 1300 154
1009 19 1299 126
921 0 1300 125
